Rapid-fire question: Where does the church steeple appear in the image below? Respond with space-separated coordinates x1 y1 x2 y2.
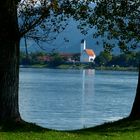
80 39 96 63
81 39 86 53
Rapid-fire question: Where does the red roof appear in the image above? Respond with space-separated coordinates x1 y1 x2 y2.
85 49 95 56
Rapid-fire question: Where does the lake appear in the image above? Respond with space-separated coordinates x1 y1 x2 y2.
19 68 138 130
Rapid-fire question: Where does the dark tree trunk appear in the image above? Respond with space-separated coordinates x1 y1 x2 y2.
0 0 21 123
129 65 140 119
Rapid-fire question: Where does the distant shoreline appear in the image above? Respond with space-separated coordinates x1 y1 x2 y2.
20 64 138 72
95 66 138 72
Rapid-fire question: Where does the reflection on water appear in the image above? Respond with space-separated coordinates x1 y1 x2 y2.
81 69 95 128
19 68 137 130
82 69 95 95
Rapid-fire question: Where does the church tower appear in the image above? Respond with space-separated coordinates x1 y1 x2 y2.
80 39 96 63
81 39 86 54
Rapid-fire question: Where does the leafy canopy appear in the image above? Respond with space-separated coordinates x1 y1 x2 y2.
17 0 140 53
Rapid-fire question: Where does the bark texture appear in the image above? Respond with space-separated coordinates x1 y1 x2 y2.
129 65 140 119
0 0 21 123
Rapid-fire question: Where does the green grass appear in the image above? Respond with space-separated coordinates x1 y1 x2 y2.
21 64 138 72
0 118 140 140
95 66 138 71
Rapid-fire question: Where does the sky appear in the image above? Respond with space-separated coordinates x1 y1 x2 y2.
20 18 105 55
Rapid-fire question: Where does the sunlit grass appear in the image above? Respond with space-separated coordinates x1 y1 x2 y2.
0 118 140 140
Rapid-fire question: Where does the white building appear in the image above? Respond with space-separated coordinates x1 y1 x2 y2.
80 39 96 63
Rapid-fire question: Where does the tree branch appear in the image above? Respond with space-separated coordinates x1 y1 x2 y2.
19 6 51 37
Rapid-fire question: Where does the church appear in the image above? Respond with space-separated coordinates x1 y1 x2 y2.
80 39 96 63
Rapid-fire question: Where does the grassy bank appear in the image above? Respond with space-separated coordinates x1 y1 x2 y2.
21 64 138 71
95 66 138 71
0 118 140 140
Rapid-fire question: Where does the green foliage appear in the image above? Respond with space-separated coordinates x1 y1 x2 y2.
18 0 140 54
20 51 139 68
1 119 140 140
18 0 91 43
48 53 64 67
71 53 80 62
29 52 47 65
20 51 30 65
86 0 140 52
95 51 139 67
20 51 69 67
95 51 113 66
18 0 140 53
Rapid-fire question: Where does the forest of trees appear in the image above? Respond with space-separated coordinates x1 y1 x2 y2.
20 51 139 68
95 51 140 67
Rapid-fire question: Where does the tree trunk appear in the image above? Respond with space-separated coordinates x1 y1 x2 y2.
129 64 140 119
0 0 21 123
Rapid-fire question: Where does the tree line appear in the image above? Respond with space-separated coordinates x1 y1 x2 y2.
20 51 139 68
95 51 140 67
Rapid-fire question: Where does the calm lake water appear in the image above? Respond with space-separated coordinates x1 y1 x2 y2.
19 68 138 130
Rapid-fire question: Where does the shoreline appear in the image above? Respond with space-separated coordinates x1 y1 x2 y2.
20 64 138 72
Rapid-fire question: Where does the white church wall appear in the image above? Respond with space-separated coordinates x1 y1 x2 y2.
80 51 89 62
89 55 96 62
